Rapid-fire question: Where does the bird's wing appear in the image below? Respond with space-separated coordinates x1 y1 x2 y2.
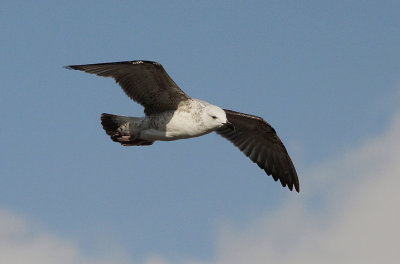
65 60 190 115
216 109 299 192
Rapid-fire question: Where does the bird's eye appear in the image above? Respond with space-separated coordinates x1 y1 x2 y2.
212 116 217 119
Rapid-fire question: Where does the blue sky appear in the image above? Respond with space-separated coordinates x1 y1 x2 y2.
1 1 399 263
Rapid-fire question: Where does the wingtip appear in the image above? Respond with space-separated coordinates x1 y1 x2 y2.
294 174 300 192
63 60 161 71
64 65 76 70
292 181 300 193
288 177 300 193
280 172 300 193
280 179 299 193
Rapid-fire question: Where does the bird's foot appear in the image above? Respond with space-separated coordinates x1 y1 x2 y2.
111 122 137 143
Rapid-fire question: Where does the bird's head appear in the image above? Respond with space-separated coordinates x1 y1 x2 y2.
204 105 234 130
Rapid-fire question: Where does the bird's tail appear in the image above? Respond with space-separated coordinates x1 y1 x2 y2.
100 113 154 146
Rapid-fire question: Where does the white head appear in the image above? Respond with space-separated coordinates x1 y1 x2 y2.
203 105 234 130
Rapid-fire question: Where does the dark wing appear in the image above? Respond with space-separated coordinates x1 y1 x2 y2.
65 60 190 115
216 109 299 192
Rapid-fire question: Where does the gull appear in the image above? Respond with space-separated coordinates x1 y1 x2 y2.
65 60 299 192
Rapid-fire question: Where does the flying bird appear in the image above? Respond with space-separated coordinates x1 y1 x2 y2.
65 60 299 192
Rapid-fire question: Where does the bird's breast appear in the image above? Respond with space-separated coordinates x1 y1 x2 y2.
164 110 211 140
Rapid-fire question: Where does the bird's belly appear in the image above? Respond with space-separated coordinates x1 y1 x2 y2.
164 126 212 140
140 112 212 141
140 128 211 141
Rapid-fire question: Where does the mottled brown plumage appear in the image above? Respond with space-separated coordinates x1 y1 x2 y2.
66 60 299 192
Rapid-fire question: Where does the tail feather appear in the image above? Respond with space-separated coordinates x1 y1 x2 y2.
100 113 154 146
101 113 122 136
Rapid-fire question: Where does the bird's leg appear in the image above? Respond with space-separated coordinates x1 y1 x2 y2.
111 122 137 142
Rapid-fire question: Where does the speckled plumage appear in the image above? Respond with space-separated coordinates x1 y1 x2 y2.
66 60 299 192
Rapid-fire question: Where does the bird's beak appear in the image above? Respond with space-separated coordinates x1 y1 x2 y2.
224 121 235 131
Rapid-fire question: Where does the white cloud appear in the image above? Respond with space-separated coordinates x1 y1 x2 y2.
1 113 399 264
0 209 172 264
0 209 133 264
187 112 400 264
